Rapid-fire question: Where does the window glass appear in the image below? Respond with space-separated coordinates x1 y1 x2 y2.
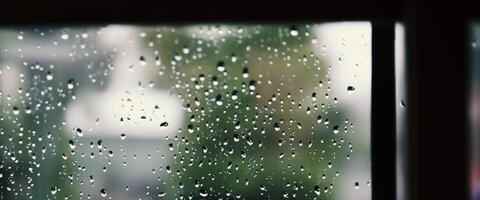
471 23 480 200
395 23 407 200
0 23 371 199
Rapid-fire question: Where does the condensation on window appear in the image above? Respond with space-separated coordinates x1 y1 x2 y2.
0 23 371 199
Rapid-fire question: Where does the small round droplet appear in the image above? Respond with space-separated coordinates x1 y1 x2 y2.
100 188 107 197
68 140 75 149
314 185 321 195
25 106 32 114
347 86 355 94
67 79 75 89
187 124 194 133
89 175 94 183
76 128 83 137
231 90 239 100
46 71 53 80
61 33 69 40
155 56 161 66
249 80 256 91
139 56 147 66
274 123 280 131
233 134 240 142
182 46 190 54
333 126 339 134
215 95 223 106
242 67 249 78
51 186 58 195
260 184 266 191
317 115 322 123
217 61 225 72
12 106 20 115
290 26 299 37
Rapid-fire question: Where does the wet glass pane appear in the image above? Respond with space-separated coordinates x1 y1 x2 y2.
395 23 407 200
0 23 371 199
472 23 480 200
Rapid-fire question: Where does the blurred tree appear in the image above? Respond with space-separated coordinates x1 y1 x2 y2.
146 24 351 199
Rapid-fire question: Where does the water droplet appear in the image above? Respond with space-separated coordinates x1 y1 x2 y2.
199 189 208 197
61 33 69 40
231 90 239 100
120 133 126 140
182 46 190 54
347 86 355 94
233 134 240 142
100 188 107 197
217 61 226 72
212 76 219 86
260 184 267 191
187 124 194 133
67 79 75 89
97 140 103 149
242 67 249 78
51 186 58 195
215 95 223 106
290 26 299 37
25 106 32 114
234 121 241 129
68 140 75 149
75 128 83 137
160 121 169 128
158 192 166 197
139 56 147 66
297 123 302 129
46 71 53 80
317 115 322 123
246 137 253 145
12 106 19 115
333 126 339 134
174 53 182 61
354 182 360 189
155 56 161 66
314 185 321 195
274 123 280 131
249 80 256 91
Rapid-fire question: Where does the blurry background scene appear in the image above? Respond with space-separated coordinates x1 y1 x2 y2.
0 23 371 199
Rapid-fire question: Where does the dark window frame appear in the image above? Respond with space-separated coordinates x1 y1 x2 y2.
0 0 472 199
